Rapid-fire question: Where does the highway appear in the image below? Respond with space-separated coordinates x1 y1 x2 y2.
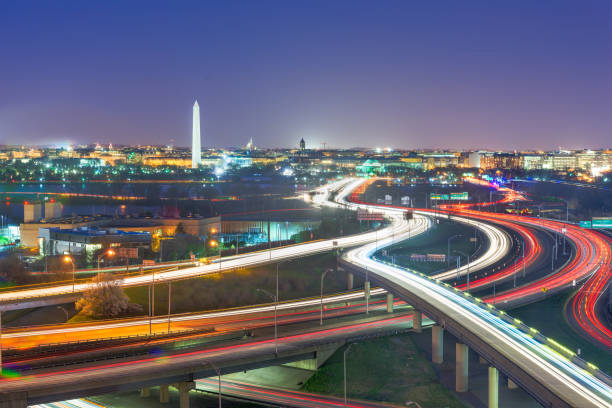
2 289 395 350
0 312 418 406
566 230 612 349
343 230 611 407
357 177 611 353
369 177 612 351
0 177 608 408
0 178 514 308
0 181 430 305
31 400 104 408
196 378 397 408
341 180 611 407
338 178 514 284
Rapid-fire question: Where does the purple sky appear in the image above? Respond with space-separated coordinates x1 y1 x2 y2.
0 1 610 150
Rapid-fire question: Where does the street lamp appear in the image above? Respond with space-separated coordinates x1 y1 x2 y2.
344 342 357 407
365 267 370 315
320 269 330 325
447 235 463 267
202 359 222 408
96 249 115 281
256 288 277 354
454 250 470 291
63 255 76 292
209 239 220 271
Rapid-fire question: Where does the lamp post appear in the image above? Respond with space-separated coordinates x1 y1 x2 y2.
320 269 330 325
447 235 463 267
209 239 220 271
167 281 172 333
256 288 277 354
63 255 76 292
149 266 156 335
365 267 369 315
522 238 526 279
344 342 357 407
202 359 222 408
96 249 115 282
454 250 470 291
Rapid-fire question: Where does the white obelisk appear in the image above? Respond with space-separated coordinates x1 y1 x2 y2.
192 100 201 168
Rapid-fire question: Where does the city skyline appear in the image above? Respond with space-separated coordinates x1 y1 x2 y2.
1 1 611 150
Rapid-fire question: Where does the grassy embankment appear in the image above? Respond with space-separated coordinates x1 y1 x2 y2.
303 335 466 408
510 291 612 375
67 252 358 322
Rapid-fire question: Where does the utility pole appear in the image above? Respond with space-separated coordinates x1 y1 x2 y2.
320 269 329 325
448 235 462 267
256 288 277 354
522 239 526 278
455 250 470 291
344 343 357 407
167 281 172 333
493 281 496 305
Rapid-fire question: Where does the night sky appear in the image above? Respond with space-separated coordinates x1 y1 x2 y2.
1 1 610 150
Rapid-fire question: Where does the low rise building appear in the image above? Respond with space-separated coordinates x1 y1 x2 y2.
39 227 151 256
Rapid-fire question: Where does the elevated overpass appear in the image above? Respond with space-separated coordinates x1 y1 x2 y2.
0 312 419 407
340 211 612 408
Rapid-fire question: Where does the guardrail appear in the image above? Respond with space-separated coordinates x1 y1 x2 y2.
370 256 612 387
7 327 251 372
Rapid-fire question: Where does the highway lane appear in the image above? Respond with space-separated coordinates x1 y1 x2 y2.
33 382 397 408
0 181 431 304
31 400 105 408
0 178 511 308
196 378 397 408
338 179 513 283
343 227 612 407
0 314 418 405
360 177 611 351
341 181 611 406
2 289 396 349
566 231 612 349
345 178 553 295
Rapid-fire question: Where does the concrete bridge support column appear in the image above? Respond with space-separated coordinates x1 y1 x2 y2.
177 381 195 408
140 387 150 397
347 272 354 290
413 311 422 333
455 343 469 392
507 378 518 390
386 293 394 313
488 366 499 408
159 384 169 403
432 324 444 364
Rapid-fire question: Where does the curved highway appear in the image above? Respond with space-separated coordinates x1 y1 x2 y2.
339 181 611 407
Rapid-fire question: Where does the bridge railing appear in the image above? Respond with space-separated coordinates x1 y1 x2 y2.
370 255 612 387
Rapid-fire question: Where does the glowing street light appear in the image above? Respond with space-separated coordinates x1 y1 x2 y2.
209 240 221 270
97 249 115 281
63 255 76 292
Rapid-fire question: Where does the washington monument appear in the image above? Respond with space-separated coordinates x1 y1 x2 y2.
192 100 201 168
